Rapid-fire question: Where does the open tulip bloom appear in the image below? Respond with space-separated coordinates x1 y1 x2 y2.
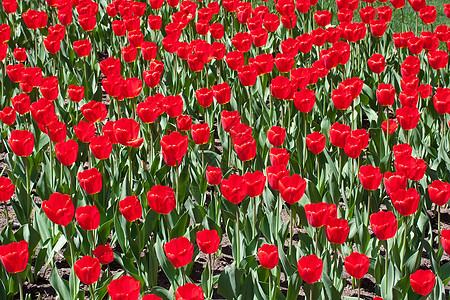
1 0 450 299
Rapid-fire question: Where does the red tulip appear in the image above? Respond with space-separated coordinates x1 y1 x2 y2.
233 135 256 162
376 83 395 106
382 119 398 135
0 107 15 125
163 95 184 118
23 10 47 29
89 136 112 160
428 180 450 207
221 174 247 204
419 5 436 24
147 185 176 215
243 171 266 198
275 53 295 73
367 54 385 74
306 132 326 154
297 255 323 283
11 93 30 115
344 252 370 279
73 39 91 57
196 229 220 254
293 89 315 113
206 166 222 186
263 13 280 32
271 76 292 100
378 6 393 23
0 177 14 202
92 243 114 265
441 229 450 255
251 28 268 48
267 126 286 147
269 148 290 167
68 85 85 103
383 172 407 196
164 236 194 268
370 211 397 240
30 97 56 126
13 48 26 62
77 168 102 195
332 86 352 110
391 188 420 216
314 10 332 27
410 269 435 296
221 111 240 132
279 174 307 204
212 82 231 105
160 132 189 166
119 195 142 222
42 192 74 227
325 217 349 244
74 256 101 285
210 23 224 39
427 50 449 70
358 165 382 190
74 121 95 143
113 118 143 148
192 123 210 145
55 139 78 166
258 244 279 269
329 122 350 149
107 275 141 300
359 6 376 24
175 283 204 300
196 88 214 108
396 107 420 130
76 205 100 231
237 65 257 87
8 130 34 157
305 202 330 228
0 241 29 274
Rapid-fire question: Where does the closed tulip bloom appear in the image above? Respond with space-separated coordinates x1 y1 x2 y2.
266 164 289 191
358 165 382 190
428 180 450 206
81 101 107 123
251 28 268 48
233 135 256 162
196 229 220 254
212 82 231 105
143 295 163 300
441 230 450 255
325 217 349 244
279 174 307 204
74 121 95 143
258 244 279 269
368 54 385 74
192 123 210 145
177 115 192 131
237 65 257 87
433 88 450 114
119 195 142 222
92 243 114 265
0 107 15 125
275 53 295 73
267 126 286 147
427 50 448 70
113 118 143 148
232 32 252 52
391 0 405 9
75 205 100 231
107 275 141 300
0 241 29 274
78 168 102 195
13 48 26 62
370 20 387 37
305 202 330 228
314 10 332 27
401 55 420 76
410 269 435 296
147 185 176 215
306 132 326 154
359 6 376 24
344 252 370 279
0 177 14 201
396 107 420 130
11 93 30 115
54 139 78 166
221 111 241 132
175 283 204 300
196 88 214 108
376 83 395 106
297 255 323 283
270 148 290 166
384 172 407 196
243 171 266 198
391 188 420 216
332 87 353 110
393 143 412 159
89 136 113 160
407 37 423 55
378 6 393 23
370 211 397 240
221 174 247 204
68 85 85 103
419 5 436 24
270 76 292 100
2 0 17 13
206 166 222 186
74 256 101 285
160 132 189 166
294 89 315 113
210 23 224 39
47 121 66 143
164 237 194 268
8 130 34 157
163 95 183 118
73 39 91 57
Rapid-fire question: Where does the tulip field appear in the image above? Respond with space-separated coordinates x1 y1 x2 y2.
1 0 450 299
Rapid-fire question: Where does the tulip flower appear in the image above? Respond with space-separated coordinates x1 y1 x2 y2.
78 168 102 195
164 236 194 268
325 217 349 244
8 130 34 157
74 121 95 143
0 177 14 202
89 136 113 160
42 193 74 226
390 188 420 216
119 195 142 222
297 254 323 283
293 89 315 113
410 269 435 296
92 243 114 265
0 240 29 274
306 132 326 155
258 244 279 269
75 205 100 231
74 256 101 285
147 185 176 215
54 139 78 166
160 132 189 167
175 283 204 300
196 229 220 254
267 126 286 147
107 275 141 300
206 166 222 186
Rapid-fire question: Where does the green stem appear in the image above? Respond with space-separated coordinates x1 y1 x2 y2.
209 254 213 299
290 205 294 257
64 226 74 265
385 240 389 295
89 284 94 300
3 201 9 225
366 191 371 227
128 147 132 193
253 197 257 237
18 273 23 300
315 227 319 254
90 230 95 249
309 283 313 300
269 270 273 300
181 266 187 285
402 216 408 275
438 206 441 246
236 204 240 268
386 108 390 156
164 214 171 240
357 278 361 300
